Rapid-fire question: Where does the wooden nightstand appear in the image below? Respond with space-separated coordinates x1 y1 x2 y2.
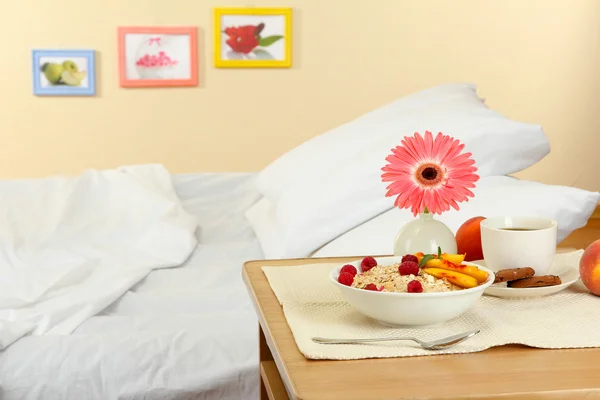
243 249 600 399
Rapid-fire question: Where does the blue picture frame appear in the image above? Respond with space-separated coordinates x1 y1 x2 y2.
32 49 96 96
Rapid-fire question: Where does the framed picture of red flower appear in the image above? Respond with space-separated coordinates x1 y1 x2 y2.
213 7 292 68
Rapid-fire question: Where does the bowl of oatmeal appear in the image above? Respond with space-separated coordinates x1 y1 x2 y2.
330 255 495 327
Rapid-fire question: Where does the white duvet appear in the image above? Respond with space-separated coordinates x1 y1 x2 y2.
0 164 198 349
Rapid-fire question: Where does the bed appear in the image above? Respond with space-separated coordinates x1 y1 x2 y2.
1 83 599 400
0 171 264 400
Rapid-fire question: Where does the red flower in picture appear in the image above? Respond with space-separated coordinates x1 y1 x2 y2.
224 23 264 54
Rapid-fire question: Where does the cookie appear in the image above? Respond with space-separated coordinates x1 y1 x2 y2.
493 267 535 284
507 275 562 288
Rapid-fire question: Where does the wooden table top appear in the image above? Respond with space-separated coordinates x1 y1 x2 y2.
243 249 600 400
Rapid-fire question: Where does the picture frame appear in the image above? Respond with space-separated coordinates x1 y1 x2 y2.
32 49 96 96
213 7 292 68
118 26 198 88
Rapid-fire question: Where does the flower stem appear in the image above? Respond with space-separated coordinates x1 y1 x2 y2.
424 207 429 214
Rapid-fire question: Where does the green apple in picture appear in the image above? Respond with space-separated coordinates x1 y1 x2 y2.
40 62 64 85
61 70 87 86
62 60 79 73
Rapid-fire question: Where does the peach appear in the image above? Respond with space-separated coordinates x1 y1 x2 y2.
414 252 425 264
580 239 600 296
425 258 489 283
440 253 466 265
422 267 479 289
456 216 486 262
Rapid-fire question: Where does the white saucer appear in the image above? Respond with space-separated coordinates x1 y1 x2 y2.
471 259 581 299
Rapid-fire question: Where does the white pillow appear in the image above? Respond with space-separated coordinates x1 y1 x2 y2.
245 197 286 259
254 83 551 257
311 176 600 258
256 83 549 204
246 176 600 259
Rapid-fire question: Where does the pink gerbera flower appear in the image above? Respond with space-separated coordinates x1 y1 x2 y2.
381 131 479 216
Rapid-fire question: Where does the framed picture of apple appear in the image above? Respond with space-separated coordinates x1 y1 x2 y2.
32 49 96 96
213 7 292 68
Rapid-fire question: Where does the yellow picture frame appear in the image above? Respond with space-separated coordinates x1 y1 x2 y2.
213 7 292 68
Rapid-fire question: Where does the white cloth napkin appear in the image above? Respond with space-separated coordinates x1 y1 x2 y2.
262 250 600 360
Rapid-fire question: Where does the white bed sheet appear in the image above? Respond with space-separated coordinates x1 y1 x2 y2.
0 172 264 400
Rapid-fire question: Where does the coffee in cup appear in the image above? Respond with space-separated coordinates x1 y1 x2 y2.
480 216 557 276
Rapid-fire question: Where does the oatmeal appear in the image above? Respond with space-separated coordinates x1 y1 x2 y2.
351 264 461 293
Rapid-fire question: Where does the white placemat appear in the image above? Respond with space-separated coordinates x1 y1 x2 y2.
262 250 600 360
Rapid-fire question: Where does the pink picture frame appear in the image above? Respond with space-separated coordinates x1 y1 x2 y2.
118 26 198 88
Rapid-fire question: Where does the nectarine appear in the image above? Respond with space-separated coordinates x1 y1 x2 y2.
426 258 489 283
580 239 600 296
440 253 466 265
423 267 479 289
456 216 486 262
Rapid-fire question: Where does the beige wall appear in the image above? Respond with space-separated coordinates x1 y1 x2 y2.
1 0 599 191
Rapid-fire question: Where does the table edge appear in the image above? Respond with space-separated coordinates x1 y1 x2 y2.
242 248 590 400
242 264 301 400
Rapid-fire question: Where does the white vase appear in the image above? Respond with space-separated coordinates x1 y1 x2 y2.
393 212 457 256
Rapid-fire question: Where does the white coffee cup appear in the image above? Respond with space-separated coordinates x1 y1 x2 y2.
480 216 557 276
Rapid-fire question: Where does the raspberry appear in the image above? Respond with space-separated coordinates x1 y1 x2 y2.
337 272 354 286
407 280 423 293
401 254 419 264
340 264 357 276
364 283 378 291
361 256 377 272
398 261 419 276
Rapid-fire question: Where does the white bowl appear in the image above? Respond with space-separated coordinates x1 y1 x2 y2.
330 256 495 327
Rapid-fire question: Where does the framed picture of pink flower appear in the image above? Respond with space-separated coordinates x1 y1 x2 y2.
118 26 198 87
213 7 292 68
